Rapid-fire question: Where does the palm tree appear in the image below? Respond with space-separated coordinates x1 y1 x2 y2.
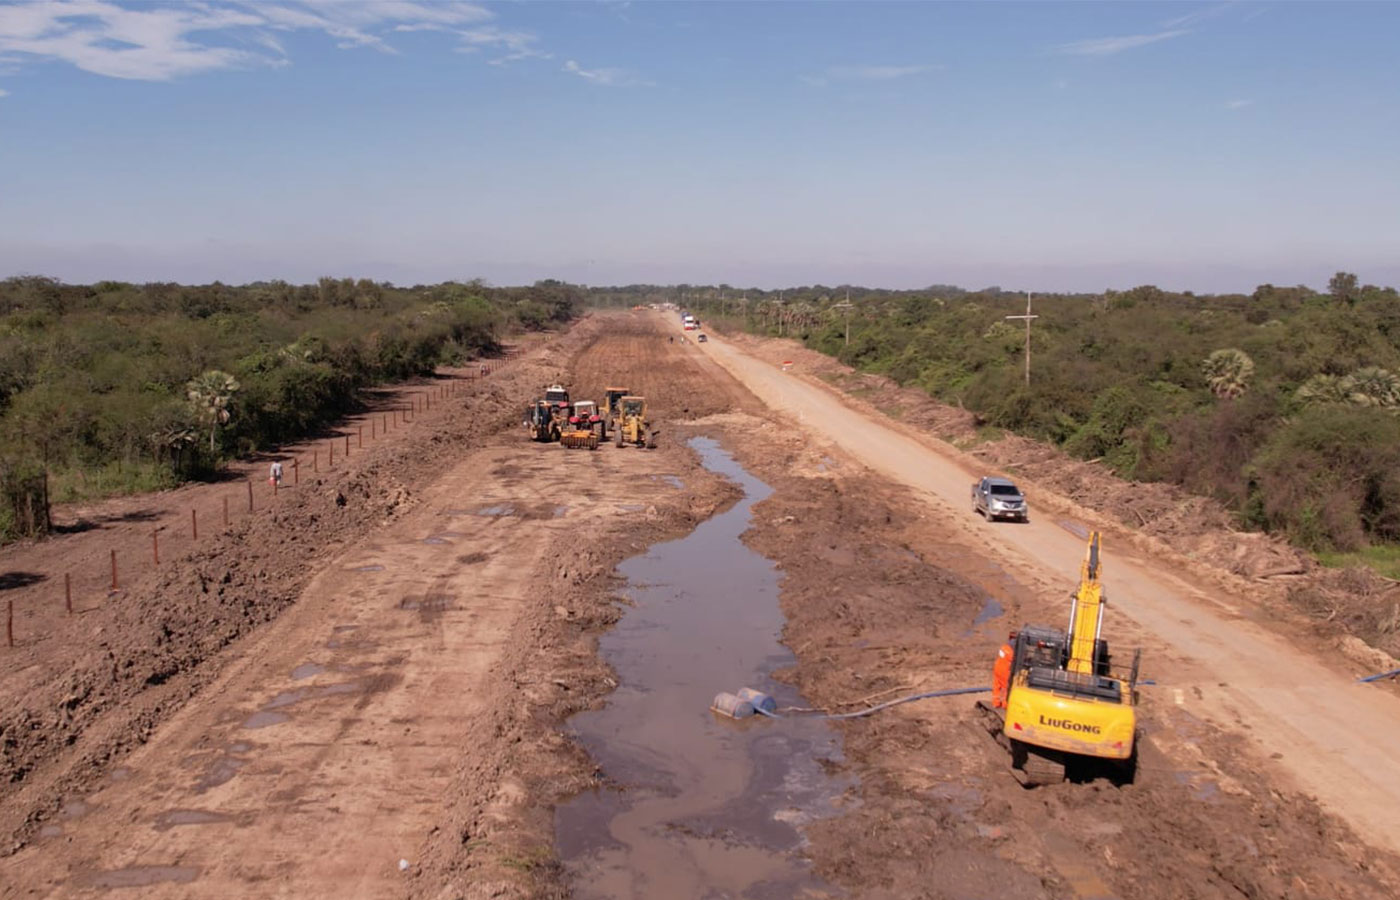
1202 349 1255 400
186 370 240 453
1342 366 1400 408
1295 373 1349 406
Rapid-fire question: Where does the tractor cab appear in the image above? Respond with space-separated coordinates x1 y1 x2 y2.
620 396 645 418
571 401 601 427
526 401 552 426
545 383 571 408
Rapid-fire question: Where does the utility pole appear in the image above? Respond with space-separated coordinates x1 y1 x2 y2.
1005 292 1039 387
833 293 854 347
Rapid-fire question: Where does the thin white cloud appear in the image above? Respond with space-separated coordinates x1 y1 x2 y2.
456 25 547 64
801 63 939 87
0 87 8 97
1161 3 1233 30
828 64 937 81
1056 29 1189 56
1225 98 1252 109
563 59 651 87
0 0 536 81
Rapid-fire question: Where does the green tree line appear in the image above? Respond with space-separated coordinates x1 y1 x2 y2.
0 276 581 540
591 275 1400 553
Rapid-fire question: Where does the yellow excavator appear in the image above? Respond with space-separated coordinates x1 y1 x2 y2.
979 532 1140 786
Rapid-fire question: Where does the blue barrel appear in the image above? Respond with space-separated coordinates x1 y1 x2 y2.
736 688 777 714
711 692 755 719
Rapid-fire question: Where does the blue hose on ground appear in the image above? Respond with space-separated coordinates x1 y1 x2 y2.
1359 668 1400 683
753 686 990 720
747 680 1159 721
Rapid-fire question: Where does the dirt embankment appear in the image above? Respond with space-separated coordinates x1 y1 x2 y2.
0 325 591 854
703 409 1400 900
719 330 1400 664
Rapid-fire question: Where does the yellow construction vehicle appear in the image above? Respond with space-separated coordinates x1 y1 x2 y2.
613 395 657 449
979 532 1140 786
525 399 560 442
603 387 629 423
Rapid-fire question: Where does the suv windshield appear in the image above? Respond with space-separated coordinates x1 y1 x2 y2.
989 484 1021 496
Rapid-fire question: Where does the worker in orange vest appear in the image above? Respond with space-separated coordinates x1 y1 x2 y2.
992 631 1017 709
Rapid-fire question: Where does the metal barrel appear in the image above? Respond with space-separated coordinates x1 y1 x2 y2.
735 688 777 714
710 692 756 719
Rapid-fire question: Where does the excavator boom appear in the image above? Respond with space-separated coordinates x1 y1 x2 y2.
1066 532 1104 676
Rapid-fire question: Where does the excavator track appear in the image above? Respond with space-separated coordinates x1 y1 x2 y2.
1014 748 1067 787
977 702 1069 787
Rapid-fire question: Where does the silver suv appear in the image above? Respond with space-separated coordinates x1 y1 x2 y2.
971 476 1028 522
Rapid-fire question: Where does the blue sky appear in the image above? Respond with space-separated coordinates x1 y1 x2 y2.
0 1 1396 293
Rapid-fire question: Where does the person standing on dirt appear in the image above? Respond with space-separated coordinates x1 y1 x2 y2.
270 460 283 488
992 632 1016 708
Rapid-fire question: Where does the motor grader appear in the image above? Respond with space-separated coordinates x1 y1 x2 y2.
603 387 629 424
613 395 657 449
561 400 603 450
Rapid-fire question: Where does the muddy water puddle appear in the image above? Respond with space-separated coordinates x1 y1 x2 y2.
556 437 847 899
75 865 200 889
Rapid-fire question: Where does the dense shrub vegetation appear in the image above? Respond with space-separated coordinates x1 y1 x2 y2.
591 275 1400 553
0 276 580 540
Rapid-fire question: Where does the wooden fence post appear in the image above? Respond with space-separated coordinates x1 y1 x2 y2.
110 549 118 591
247 479 254 512
6 599 12 648
192 508 198 539
152 530 160 565
358 425 363 448
223 496 229 527
65 573 72 615
293 458 299 484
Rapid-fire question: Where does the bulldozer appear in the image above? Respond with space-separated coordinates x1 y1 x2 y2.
561 400 603 450
978 532 1140 786
613 395 657 449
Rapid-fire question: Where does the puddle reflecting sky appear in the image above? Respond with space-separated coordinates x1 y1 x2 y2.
556 437 848 899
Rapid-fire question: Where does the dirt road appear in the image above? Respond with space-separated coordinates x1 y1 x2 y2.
696 320 1400 851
